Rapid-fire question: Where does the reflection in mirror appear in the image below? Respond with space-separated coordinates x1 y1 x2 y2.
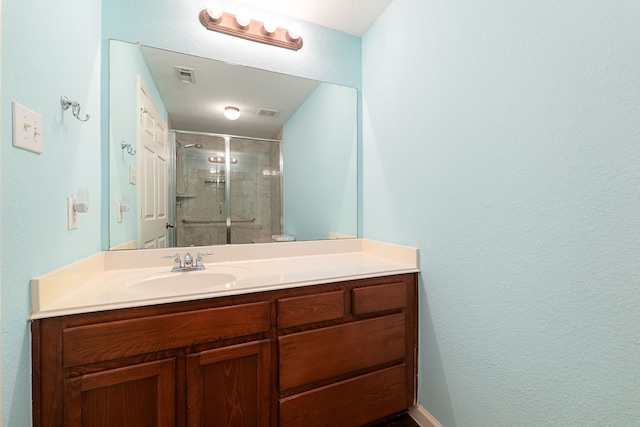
174 133 282 246
108 40 358 250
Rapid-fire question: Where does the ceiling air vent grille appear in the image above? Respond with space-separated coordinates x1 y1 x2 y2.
257 108 279 118
175 66 196 84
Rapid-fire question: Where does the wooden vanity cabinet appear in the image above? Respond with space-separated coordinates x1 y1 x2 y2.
277 274 417 427
32 273 417 427
32 299 272 427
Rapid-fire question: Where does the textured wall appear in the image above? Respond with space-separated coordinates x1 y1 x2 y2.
362 0 640 425
1 0 103 424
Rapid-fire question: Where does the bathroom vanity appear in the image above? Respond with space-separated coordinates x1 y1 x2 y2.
30 239 419 427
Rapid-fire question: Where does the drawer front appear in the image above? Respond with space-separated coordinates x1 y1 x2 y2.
278 290 344 328
279 364 407 427
352 281 407 315
63 302 271 367
278 313 405 390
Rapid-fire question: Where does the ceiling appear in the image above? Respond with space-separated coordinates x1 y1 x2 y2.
140 45 320 138
233 0 394 36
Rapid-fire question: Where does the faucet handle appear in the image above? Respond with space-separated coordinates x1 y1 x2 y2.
162 253 183 270
195 252 213 267
161 253 181 260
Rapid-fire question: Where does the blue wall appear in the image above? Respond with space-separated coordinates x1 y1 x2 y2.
283 83 358 240
362 0 640 425
1 0 103 424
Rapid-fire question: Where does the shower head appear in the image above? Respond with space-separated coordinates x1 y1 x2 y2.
177 142 203 149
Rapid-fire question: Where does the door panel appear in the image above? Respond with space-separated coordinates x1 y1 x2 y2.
138 78 169 249
186 340 270 427
64 359 175 427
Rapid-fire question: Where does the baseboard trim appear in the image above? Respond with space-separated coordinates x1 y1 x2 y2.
409 404 444 427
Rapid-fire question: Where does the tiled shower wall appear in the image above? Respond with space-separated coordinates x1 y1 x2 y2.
175 132 282 246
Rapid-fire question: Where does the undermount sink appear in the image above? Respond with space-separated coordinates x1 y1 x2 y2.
107 266 250 296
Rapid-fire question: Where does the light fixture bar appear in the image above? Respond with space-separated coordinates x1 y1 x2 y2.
199 10 303 51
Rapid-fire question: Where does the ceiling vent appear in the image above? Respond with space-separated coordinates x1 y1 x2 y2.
175 66 196 84
257 108 279 118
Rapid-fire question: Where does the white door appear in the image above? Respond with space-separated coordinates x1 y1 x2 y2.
137 78 169 249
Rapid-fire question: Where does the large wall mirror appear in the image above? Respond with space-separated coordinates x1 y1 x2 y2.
109 40 358 250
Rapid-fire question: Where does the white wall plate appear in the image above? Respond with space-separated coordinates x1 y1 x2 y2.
12 101 43 153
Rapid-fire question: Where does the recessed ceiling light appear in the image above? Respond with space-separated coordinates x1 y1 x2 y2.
224 106 240 120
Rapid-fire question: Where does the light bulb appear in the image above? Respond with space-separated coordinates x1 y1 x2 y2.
263 20 278 35
288 23 302 41
206 6 222 21
224 106 240 120
236 12 251 28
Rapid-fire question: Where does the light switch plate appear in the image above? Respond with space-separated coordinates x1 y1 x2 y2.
12 101 43 153
129 165 137 184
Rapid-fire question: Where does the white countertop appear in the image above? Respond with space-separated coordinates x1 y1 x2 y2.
31 239 419 319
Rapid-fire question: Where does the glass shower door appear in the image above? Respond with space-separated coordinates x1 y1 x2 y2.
228 137 282 244
173 132 282 246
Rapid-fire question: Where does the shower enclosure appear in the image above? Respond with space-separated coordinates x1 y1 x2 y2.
172 131 283 246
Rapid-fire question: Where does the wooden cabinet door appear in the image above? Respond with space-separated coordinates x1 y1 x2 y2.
64 358 176 427
186 340 271 427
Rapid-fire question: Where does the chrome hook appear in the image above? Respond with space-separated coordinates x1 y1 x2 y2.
61 96 91 122
120 141 136 155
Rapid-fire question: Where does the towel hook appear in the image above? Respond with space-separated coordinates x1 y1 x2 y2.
61 96 90 122
120 141 136 155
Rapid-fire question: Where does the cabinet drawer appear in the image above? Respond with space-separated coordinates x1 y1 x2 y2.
278 290 344 328
63 302 271 367
352 281 406 315
279 364 407 427
278 313 405 390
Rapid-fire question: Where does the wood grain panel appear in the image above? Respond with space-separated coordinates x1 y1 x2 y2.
279 313 405 390
187 340 270 427
352 281 407 315
279 364 407 427
63 302 270 367
64 358 175 427
278 290 344 328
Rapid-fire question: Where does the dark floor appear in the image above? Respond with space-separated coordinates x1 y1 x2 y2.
370 412 420 427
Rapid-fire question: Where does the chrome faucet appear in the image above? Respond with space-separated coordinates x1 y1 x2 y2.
162 252 213 272
183 253 193 268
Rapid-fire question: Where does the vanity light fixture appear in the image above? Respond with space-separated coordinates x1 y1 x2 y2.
199 8 303 51
208 156 238 164
224 106 240 120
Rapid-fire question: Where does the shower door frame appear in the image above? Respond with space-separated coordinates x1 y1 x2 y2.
169 130 283 246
